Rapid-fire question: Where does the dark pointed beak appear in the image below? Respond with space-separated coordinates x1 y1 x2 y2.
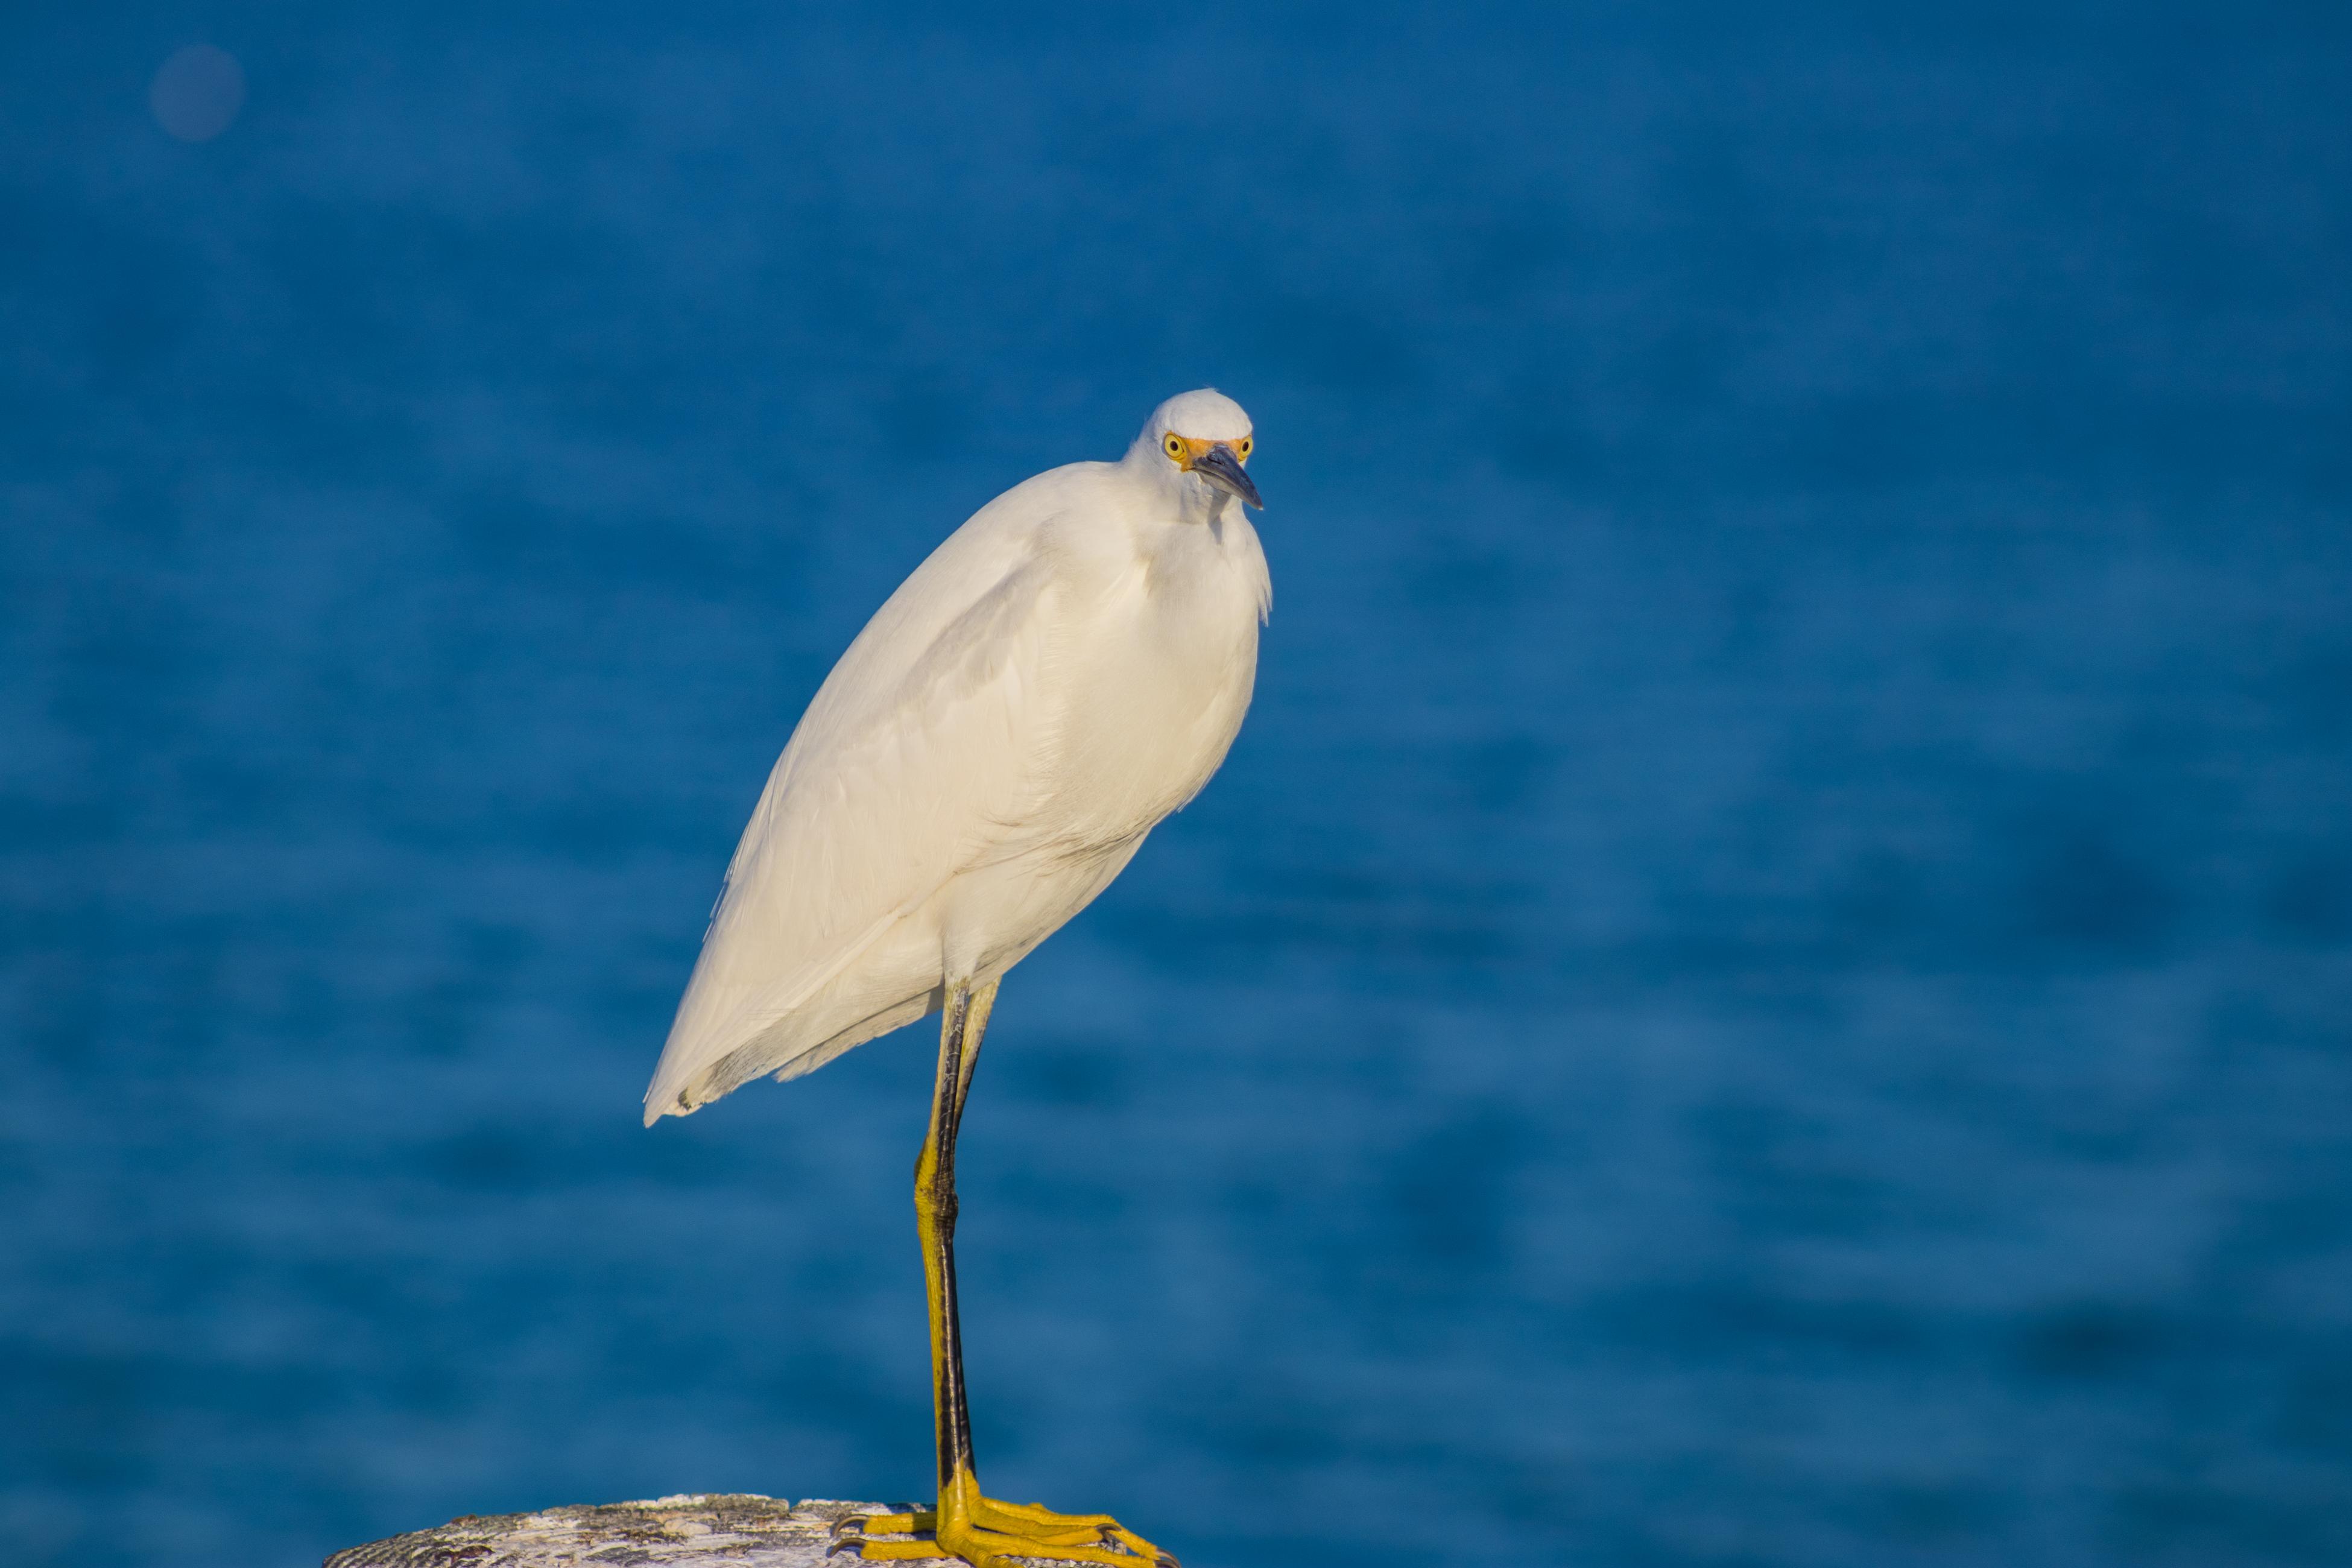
1193 443 1263 509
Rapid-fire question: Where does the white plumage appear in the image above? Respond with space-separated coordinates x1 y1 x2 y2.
645 390 1269 1124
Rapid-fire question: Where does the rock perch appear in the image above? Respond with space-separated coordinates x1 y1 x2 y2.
324 1494 956 1567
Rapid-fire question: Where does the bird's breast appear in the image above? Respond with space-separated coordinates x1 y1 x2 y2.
1036 524 1265 849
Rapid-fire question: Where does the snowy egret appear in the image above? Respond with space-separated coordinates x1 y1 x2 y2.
644 390 1269 1568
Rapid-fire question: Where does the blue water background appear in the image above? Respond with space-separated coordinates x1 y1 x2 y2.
5 5 2350 1565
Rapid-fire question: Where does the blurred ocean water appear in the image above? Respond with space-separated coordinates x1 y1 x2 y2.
3 5 2348 1566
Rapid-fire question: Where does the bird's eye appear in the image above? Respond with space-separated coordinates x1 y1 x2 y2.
1163 434 1185 460
1236 437 1252 460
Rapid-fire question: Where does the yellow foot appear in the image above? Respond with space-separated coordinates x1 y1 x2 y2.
832 1495 1175 1567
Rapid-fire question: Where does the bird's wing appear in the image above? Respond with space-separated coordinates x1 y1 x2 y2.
645 532 1063 1120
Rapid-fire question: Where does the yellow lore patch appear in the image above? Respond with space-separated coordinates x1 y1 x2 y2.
1161 432 1253 469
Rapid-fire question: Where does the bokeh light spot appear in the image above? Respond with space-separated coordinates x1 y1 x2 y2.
149 44 245 143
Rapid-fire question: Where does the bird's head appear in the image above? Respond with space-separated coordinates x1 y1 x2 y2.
1131 388 1260 513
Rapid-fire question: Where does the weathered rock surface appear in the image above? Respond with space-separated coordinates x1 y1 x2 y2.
323 1494 948 1568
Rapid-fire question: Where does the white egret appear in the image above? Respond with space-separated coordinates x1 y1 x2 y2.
644 390 1269 1568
